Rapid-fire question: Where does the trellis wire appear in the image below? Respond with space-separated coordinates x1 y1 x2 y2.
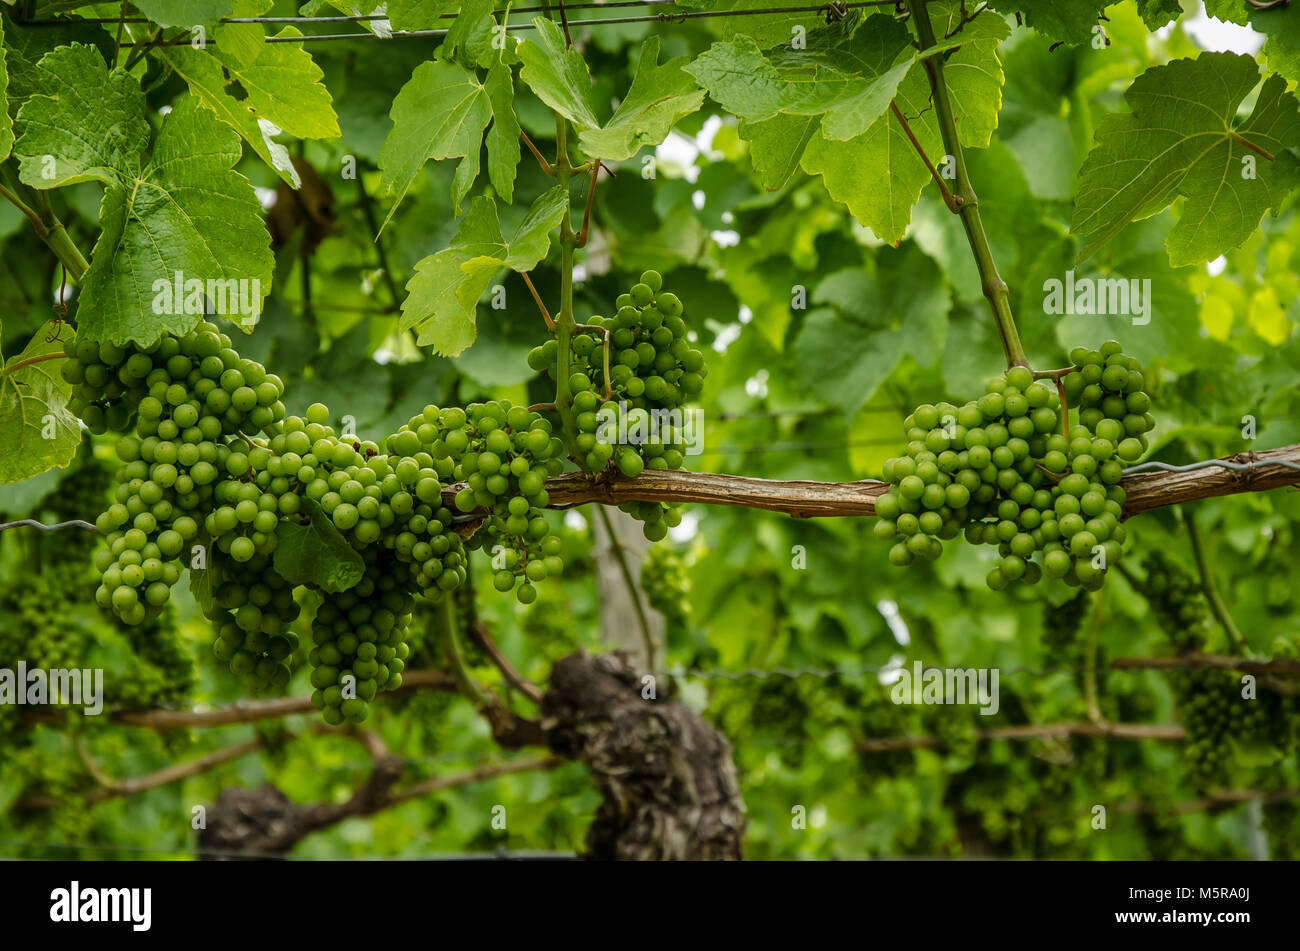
19 1 905 46
19 1 902 27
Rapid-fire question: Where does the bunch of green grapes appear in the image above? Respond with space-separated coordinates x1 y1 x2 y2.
69 321 288 622
1173 669 1269 788
529 270 706 540
874 342 1151 591
640 544 690 630
309 547 413 724
397 400 563 603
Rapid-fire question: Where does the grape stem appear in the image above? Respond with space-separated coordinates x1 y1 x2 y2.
575 161 607 249
1032 367 1076 380
574 322 614 401
1053 376 1069 439
520 130 555 176
0 351 65 376
906 0 1028 369
521 271 555 329
889 102 961 213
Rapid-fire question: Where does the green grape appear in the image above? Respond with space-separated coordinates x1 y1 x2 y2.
876 343 1152 591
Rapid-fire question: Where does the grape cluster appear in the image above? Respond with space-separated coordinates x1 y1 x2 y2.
874 342 1152 591
528 270 706 540
640 544 690 630
74 321 288 622
309 547 413 724
398 400 563 603
1173 670 1269 787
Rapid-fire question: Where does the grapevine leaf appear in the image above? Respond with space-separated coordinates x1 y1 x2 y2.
401 186 568 355
16 62 274 345
0 17 12 161
520 20 701 161
133 0 236 28
273 499 365 593
0 8 115 119
1203 0 1249 26
1071 53 1300 267
578 38 704 161
378 59 492 231
159 27 340 188
984 0 1108 42
13 44 151 188
1253 3 1300 86
685 16 912 142
0 333 79 485
1135 0 1183 30
516 18 600 129
800 67 935 244
484 62 521 204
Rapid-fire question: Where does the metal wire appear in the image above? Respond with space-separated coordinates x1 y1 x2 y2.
1122 457 1300 475
0 517 97 533
18 1 900 27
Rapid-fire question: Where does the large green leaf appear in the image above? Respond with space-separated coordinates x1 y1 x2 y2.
799 67 935 245
378 59 494 230
518 19 702 161
159 27 339 189
1071 53 1300 267
739 113 819 191
0 332 79 484
401 186 569 355
15 53 272 345
578 38 705 161
12 44 150 188
515 17 600 129
686 16 913 141
273 500 365 593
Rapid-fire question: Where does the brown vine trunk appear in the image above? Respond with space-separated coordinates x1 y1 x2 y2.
541 652 747 860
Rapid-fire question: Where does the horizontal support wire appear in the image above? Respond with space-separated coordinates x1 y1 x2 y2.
16 2 904 45
17 1 901 26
